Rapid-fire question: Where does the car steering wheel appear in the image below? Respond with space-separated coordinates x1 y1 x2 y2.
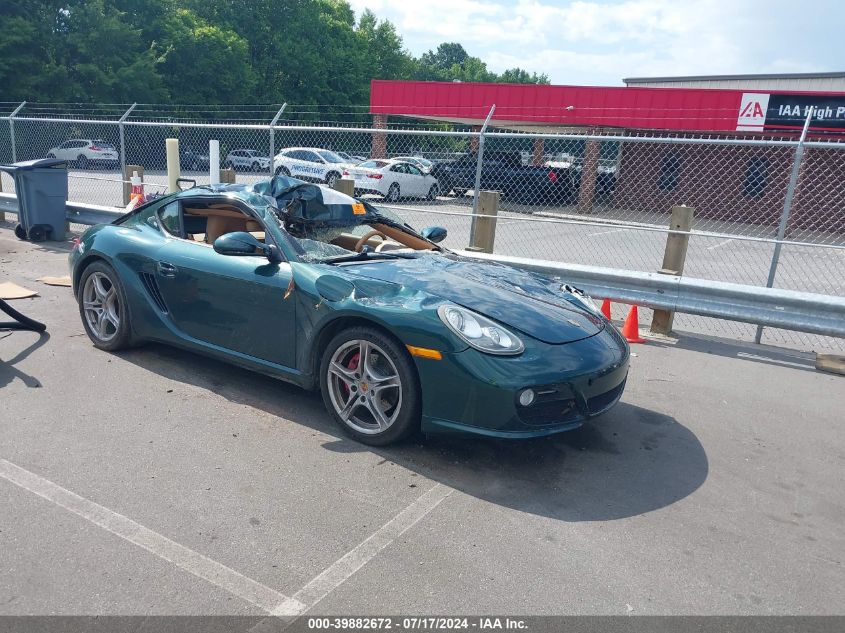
354 230 389 253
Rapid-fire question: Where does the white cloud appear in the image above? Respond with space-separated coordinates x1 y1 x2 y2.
347 0 842 85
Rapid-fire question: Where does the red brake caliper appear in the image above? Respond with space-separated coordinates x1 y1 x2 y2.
340 352 360 398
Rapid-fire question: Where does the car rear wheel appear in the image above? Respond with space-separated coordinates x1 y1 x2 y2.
426 183 440 201
320 327 421 446
385 183 400 202
325 171 340 188
77 155 88 169
251 161 260 172
275 166 290 176
78 261 133 351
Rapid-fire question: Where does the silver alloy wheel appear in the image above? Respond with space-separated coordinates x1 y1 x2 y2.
326 172 338 187
82 271 120 342
326 339 403 435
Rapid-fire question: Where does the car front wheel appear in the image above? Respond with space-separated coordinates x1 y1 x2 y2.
320 327 421 445
78 261 133 351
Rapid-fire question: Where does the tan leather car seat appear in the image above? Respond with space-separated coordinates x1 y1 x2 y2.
205 215 248 243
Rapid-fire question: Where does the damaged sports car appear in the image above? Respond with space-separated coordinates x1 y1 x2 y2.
69 176 629 445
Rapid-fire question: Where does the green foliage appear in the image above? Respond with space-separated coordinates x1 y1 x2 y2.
0 0 549 108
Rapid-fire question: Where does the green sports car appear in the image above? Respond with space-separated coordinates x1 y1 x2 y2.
69 177 629 445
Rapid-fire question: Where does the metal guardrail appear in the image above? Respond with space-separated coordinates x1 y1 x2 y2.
458 251 845 339
1 193 842 339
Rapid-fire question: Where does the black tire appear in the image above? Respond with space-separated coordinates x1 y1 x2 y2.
275 165 291 177
319 326 421 446
27 225 48 242
251 161 260 172
325 171 340 188
426 183 440 201
453 187 467 197
77 260 133 352
14 223 27 240
224 160 233 170
385 183 400 202
77 155 88 169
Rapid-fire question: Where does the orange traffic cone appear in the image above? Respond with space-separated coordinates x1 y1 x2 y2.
600 298 612 320
621 305 646 343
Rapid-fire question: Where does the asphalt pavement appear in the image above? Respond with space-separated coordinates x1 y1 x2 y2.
1 226 844 617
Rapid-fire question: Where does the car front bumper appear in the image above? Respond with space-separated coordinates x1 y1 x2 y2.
414 324 629 438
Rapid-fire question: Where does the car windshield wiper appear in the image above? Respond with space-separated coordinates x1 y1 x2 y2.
321 250 416 264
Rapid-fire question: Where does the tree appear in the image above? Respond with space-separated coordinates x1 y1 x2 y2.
158 9 257 104
356 9 414 82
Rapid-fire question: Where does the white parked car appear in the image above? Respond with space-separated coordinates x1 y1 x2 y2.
273 147 354 187
391 155 434 173
224 149 271 171
344 159 440 202
336 151 367 163
46 139 118 169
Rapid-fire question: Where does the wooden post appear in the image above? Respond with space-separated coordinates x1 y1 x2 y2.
165 138 180 193
650 205 695 335
220 169 236 184
577 137 600 213
122 164 144 206
334 178 354 196
816 354 845 376
465 190 499 254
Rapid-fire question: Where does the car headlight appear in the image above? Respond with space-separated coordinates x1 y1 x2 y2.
437 304 524 355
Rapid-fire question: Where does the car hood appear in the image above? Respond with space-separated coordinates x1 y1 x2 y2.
340 254 604 344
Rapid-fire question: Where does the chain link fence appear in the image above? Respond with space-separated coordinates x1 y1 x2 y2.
1 103 843 353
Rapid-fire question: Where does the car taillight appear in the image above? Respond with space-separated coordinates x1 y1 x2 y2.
89 145 102 151
71 237 81 251
548 171 557 183
342 170 349 176
367 173 383 179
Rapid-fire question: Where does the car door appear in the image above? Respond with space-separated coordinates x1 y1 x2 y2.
405 164 427 196
300 150 326 181
152 200 297 368
388 163 408 194
54 142 71 160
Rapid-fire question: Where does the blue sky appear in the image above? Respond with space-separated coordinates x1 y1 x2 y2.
348 0 841 86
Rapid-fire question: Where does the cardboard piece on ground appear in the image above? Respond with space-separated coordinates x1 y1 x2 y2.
0 281 38 299
816 353 845 376
37 275 72 287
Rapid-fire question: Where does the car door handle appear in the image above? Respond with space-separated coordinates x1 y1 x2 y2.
157 261 178 277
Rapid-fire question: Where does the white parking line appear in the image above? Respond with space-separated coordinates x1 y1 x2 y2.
586 228 628 237
0 458 305 616
283 483 452 615
706 238 735 250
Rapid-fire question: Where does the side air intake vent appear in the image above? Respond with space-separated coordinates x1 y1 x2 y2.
139 272 168 313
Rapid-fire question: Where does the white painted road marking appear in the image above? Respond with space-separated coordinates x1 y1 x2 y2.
283 483 452 615
0 458 306 616
707 238 735 250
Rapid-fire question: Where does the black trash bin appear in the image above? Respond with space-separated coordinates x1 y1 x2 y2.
0 158 68 242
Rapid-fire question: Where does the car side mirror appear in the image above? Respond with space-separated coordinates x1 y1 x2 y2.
421 226 448 243
213 231 282 263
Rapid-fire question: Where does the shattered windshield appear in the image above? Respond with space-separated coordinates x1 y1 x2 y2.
254 177 437 263
274 202 425 262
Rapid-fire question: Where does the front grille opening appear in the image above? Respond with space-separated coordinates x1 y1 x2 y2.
587 380 626 415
